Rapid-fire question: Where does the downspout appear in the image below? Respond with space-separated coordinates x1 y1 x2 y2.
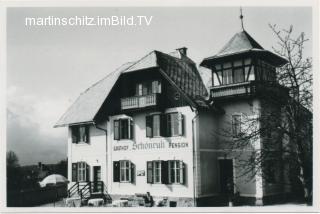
192 109 199 207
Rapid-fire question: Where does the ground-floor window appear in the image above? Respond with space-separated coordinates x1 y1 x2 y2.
113 160 135 183
72 162 89 182
147 160 185 185
169 160 184 184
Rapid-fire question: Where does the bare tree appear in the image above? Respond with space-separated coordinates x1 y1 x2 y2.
215 25 312 203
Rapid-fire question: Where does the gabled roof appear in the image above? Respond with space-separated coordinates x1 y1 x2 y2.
55 50 209 127
200 30 288 67
54 62 133 127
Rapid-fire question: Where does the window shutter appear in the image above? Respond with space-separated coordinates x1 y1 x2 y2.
161 161 169 184
114 120 120 140
168 161 172 184
178 113 184 136
129 119 134 139
130 162 135 183
113 161 120 182
160 114 167 137
146 116 153 138
71 126 78 144
86 163 90 182
72 163 78 182
179 161 185 185
85 126 90 143
147 161 154 184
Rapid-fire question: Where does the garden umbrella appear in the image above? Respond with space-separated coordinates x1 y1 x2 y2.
39 174 69 187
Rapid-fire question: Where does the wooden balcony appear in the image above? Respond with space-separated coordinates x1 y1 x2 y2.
121 93 161 110
210 81 288 100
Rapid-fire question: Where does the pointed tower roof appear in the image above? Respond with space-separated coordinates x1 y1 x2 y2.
217 31 263 57
200 30 287 68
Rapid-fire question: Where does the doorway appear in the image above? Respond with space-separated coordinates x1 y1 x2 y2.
93 166 101 192
219 159 234 195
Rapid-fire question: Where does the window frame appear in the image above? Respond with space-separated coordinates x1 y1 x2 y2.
166 112 184 137
212 58 253 86
119 160 131 183
168 160 184 184
153 161 162 184
77 162 87 182
232 114 242 138
146 114 161 138
114 118 133 140
71 125 90 144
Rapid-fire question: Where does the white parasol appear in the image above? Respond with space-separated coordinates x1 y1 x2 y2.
39 174 69 187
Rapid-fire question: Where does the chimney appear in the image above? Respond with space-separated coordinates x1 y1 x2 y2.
176 47 187 56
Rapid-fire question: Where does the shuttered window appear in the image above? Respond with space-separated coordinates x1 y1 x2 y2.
168 160 185 184
114 119 133 140
146 160 184 185
76 162 89 182
147 113 184 138
113 160 135 183
71 125 90 144
166 113 184 137
146 114 161 138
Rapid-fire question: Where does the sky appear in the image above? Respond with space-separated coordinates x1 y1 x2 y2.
6 6 312 166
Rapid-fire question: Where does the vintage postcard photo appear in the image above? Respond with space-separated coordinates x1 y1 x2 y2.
1 0 318 212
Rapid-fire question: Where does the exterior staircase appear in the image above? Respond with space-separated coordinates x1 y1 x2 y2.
67 181 112 206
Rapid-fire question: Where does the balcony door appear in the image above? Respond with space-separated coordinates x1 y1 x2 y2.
135 81 161 96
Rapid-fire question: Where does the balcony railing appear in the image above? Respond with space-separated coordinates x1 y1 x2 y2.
121 93 160 110
211 82 252 99
210 81 288 100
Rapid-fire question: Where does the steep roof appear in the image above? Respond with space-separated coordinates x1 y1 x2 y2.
216 31 263 57
55 50 209 127
201 30 287 67
54 62 133 127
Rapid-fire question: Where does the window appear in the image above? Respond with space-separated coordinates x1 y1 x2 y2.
212 58 254 86
146 160 185 185
146 114 161 138
114 118 133 140
113 160 135 183
72 162 89 182
146 113 184 138
223 69 232 85
71 125 90 144
166 113 184 137
153 161 161 183
136 80 161 96
169 160 185 184
232 115 241 137
120 160 131 182
233 68 245 83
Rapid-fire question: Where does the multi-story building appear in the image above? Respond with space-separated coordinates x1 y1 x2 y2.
55 29 290 206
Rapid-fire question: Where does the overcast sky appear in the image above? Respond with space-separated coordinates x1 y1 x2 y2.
6 7 312 166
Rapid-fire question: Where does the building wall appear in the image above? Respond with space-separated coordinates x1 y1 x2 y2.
67 124 108 187
107 106 196 198
196 99 261 198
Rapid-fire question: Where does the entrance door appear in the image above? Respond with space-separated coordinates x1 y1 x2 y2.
219 159 234 195
93 166 101 192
